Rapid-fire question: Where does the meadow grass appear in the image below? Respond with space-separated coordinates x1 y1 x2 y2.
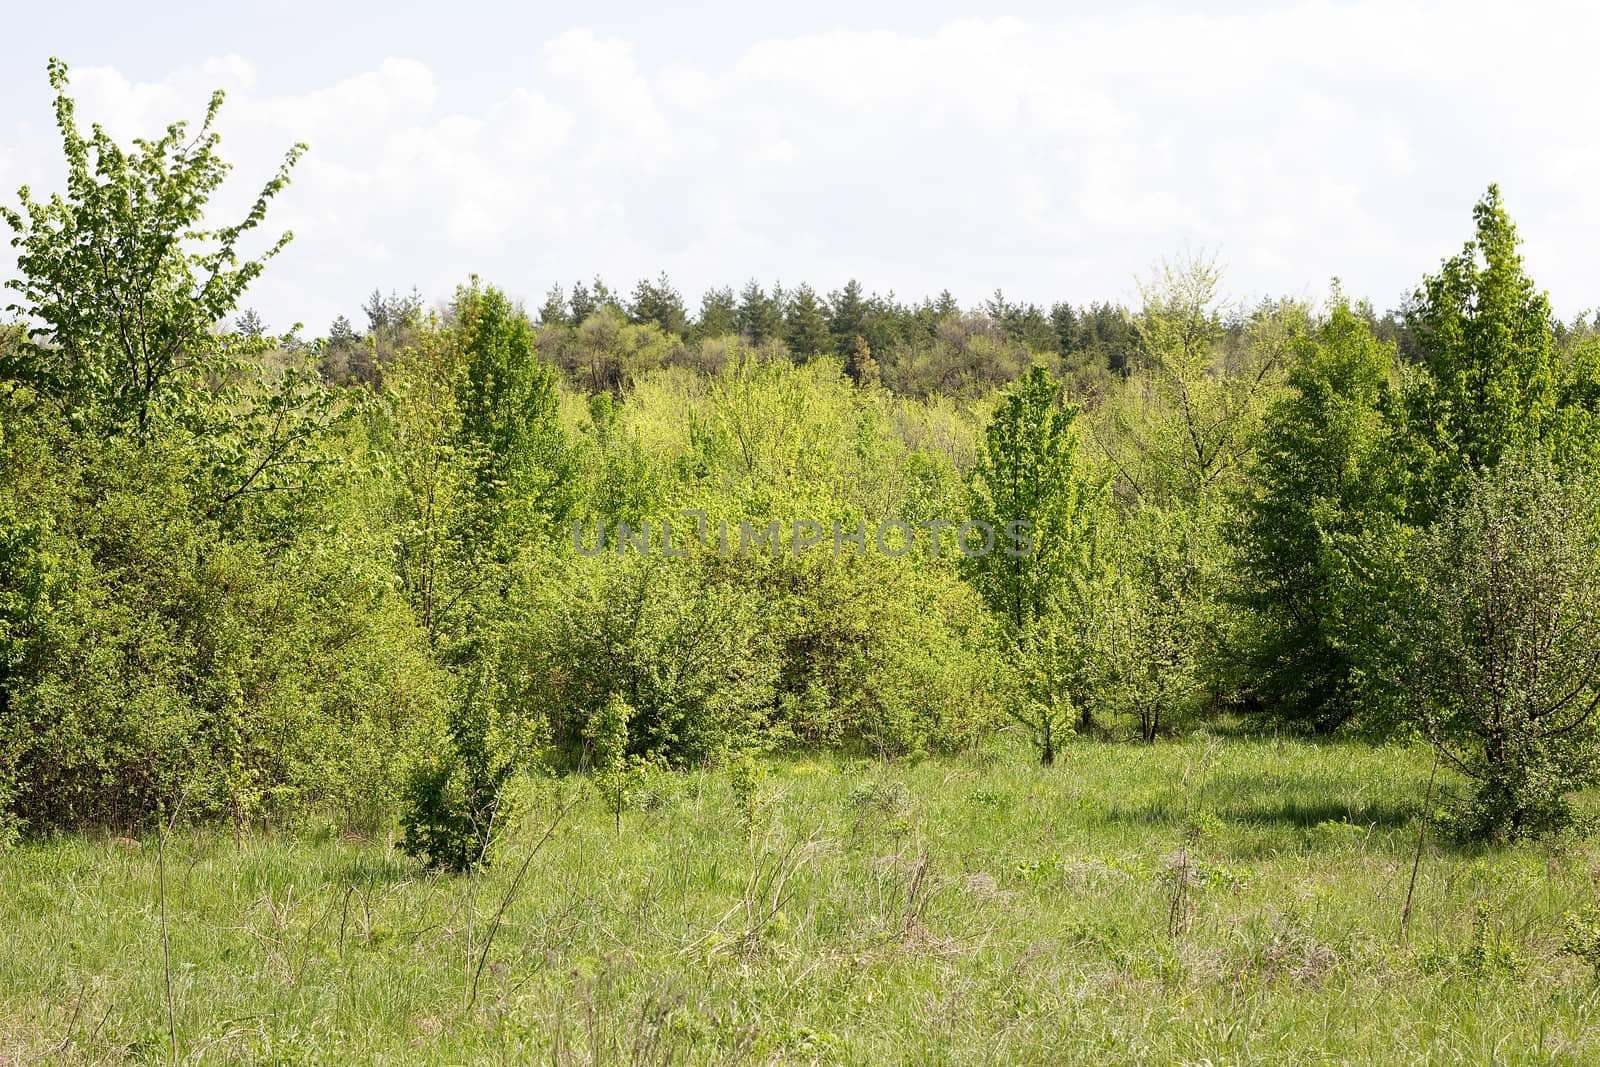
3 733 1598 1065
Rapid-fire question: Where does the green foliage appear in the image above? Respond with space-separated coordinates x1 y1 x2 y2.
962 365 1105 760
1391 449 1600 839
1226 295 1408 731
6 49 1600 906
1561 905 1600 978
399 660 541 872
1 59 304 436
727 751 769 847
585 692 663 833
0 409 443 833
963 365 1098 633
453 278 575 550
1404 185 1559 514
1094 506 1210 741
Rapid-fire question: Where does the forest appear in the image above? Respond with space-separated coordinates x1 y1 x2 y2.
3 60 1600 1065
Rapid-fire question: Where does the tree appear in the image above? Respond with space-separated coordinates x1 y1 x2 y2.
1392 449 1600 839
399 656 540 871
1095 256 1283 510
1097 506 1207 741
235 308 267 339
693 286 737 342
628 273 689 337
1225 295 1407 731
569 279 621 324
1 59 305 435
1050 301 1079 357
963 365 1100 763
845 335 879 387
1404 185 1559 517
537 284 569 328
452 278 574 554
783 284 832 362
736 280 783 345
828 279 869 352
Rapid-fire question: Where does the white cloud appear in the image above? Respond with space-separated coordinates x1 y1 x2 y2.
4 2 1599 334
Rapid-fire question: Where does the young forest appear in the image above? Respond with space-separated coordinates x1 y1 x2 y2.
3 60 1600 1065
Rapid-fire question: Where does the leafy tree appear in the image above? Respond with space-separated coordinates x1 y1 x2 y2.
583 692 663 833
452 278 574 553
1226 295 1407 731
1391 449 1600 839
1404 185 1559 517
1 59 305 435
1096 506 1209 741
963 365 1100 762
546 305 674 394
399 657 539 871
1095 256 1287 510
963 365 1097 633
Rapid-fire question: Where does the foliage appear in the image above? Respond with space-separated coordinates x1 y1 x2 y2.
1403 185 1559 515
1 59 305 436
1225 295 1408 731
962 365 1099 635
1095 506 1210 741
584 692 664 833
1391 449 1600 838
399 658 542 872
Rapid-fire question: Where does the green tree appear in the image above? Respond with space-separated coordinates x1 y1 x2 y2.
2 59 304 435
1391 449 1600 839
452 278 574 553
1097 506 1206 741
1404 185 1559 516
537 284 569 327
629 273 689 337
783 283 833 362
693 286 737 342
963 365 1098 633
736 280 783 345
828 279 868 353
1226 295 1407 731
963 365 1100 763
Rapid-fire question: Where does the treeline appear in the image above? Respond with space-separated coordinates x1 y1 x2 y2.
4 63 1600 864
316 272 1440 404
319 276 1141 396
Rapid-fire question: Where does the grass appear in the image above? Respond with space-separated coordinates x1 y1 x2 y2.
3 733 1599 1064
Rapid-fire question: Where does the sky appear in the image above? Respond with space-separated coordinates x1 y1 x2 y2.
2 0 1597 335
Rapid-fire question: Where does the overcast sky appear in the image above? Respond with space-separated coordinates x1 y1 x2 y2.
3 0 1596 334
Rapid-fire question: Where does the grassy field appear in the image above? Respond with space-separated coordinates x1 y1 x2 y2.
3 734 1599 1065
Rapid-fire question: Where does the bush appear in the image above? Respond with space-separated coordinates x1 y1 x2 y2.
1 410 445 836
1392 449 1600 839
399 660 542 872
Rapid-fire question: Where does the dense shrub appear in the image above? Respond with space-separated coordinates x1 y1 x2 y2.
1391 449 1600 838
0 407 445 835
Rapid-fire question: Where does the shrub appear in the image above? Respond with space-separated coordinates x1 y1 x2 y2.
1392 449 1600 839
584 692 665 833
399 661 542 872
